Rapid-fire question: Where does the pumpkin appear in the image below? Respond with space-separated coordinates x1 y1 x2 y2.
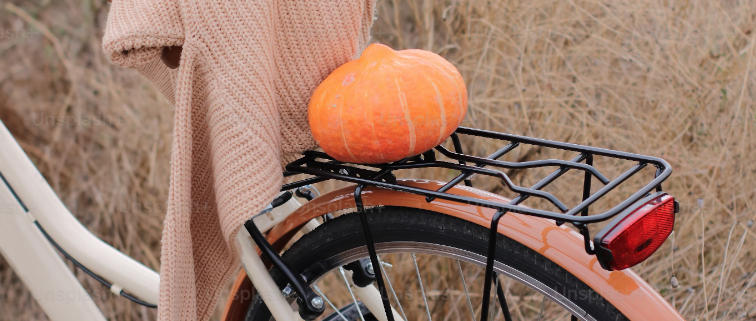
308 43 468 164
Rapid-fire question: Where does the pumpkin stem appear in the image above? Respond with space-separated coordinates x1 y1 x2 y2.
363 43 397 59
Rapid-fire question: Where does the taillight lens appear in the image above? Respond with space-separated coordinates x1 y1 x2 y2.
594 192 676 271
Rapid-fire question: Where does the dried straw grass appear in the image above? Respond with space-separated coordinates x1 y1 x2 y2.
1 0 755 320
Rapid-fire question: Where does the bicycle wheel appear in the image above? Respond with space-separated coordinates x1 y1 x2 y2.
244 206 629 321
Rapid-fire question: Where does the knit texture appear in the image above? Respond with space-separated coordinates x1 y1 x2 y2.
103 1 377 320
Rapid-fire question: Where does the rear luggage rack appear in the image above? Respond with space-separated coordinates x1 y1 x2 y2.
276 126 674 321
285 126 672 225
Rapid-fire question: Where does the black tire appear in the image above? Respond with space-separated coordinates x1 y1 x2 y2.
245 207 629 321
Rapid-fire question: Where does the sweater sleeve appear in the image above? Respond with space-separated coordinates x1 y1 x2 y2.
135 57 177 105
102 0 184 69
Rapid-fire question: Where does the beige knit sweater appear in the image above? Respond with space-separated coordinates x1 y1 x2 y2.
103 1 376 320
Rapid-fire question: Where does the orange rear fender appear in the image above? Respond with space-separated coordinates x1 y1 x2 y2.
224 179 682 321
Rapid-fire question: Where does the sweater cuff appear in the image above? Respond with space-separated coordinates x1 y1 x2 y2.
102 0 184 68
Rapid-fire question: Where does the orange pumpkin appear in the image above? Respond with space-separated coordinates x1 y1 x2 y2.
308 43 468 164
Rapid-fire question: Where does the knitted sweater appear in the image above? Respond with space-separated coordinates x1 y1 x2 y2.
102 1 376 320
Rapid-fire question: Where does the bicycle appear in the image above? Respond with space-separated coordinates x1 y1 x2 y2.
0 119 683 320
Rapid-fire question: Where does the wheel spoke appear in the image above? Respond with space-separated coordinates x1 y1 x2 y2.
489 276 499 321
536 296 547 321
313 285 349 321
378 255 408 321
412 253 433 321
494 274 513 321
338 267 366 321
456 260 477 321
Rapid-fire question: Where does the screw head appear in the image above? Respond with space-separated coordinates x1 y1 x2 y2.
366 262 375 275
281 285 292 297
310 296 324 309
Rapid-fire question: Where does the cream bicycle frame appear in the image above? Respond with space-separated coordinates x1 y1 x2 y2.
0 120 394 321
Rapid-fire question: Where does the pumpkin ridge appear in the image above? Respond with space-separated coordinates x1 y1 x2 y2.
394 78 416 156
428 79 448 146
337 81 356 161
355 57 384 162
408 53 467 124
364 88 384 162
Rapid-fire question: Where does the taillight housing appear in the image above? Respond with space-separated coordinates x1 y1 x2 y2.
594 192 677 271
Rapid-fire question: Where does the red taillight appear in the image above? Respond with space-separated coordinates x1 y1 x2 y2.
594 192 676 271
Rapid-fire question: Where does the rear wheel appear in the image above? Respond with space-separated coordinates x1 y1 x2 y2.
244 207 629 321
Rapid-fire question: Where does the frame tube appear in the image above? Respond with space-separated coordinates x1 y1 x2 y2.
0 179 106 321
350 281 405 321
0 121 159 304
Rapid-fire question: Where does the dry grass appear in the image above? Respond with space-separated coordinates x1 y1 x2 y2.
1 0 755 320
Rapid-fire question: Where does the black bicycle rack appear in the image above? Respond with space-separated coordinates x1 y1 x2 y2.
248 126 672 321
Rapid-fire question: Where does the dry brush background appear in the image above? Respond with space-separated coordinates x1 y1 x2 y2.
1 0 755 320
